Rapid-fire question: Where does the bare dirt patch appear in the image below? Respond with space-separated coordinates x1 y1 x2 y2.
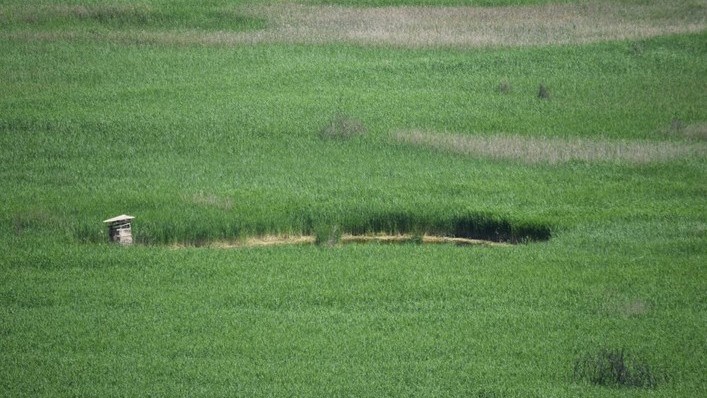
393 130 707 165
3 1 704 47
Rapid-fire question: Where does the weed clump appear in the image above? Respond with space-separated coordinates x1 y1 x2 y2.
497 80 512 94
319 114 367 140
664 119 707 141
666 118 691 140
629 41 644 56
537 83 550 100
315 224 341 247
573 347 661 389
670 118 686 134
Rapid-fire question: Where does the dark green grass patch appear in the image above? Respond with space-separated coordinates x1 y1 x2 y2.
573 347 662 388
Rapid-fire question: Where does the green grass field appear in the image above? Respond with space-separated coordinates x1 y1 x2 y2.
1 0 705 396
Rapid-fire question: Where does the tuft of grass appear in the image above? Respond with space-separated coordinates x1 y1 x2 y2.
497 79 512 94
537 83 550 100
187 192 234 211
629 41 645 56
315 224 342 246
319 114 367 140
573 347 661 389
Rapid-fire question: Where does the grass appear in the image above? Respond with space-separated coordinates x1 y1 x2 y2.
573 347 661 388
319 113 368 140
3 1 704 48
0 2 266 32
1 0 706 396
1 237 703 396
393 130 707 164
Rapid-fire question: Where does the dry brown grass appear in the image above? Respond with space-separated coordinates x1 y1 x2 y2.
393 129 707 165
171 233 508 248
621 298 651 317
341 233 509 246
2 0 704 48
170 235 315 249
242 1 705 48
597 290 652 318
238 235 315 247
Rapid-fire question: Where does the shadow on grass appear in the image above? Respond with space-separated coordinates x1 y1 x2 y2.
74 210 551 247
573 347 663 389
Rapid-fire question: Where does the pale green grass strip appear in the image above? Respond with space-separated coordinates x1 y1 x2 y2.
393 130 707 164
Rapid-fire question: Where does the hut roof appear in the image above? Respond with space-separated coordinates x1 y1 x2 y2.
103 214 135 223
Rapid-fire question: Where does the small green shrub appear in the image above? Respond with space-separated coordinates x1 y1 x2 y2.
537 83 550 100
315 224 341 247
669 118 685 134
573 347 660 388
409 231 424 244
629 41 644 56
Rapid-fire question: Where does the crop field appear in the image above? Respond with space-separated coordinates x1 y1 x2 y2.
1 0 705 396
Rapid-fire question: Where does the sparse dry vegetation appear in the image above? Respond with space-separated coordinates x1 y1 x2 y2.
174 233 511 249
2 1 704 47
393 130 707 164
320 114 367 140
498 80 513 94
241 1 707 48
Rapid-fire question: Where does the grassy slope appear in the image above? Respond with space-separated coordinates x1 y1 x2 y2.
1 36 705 241
1 1 705 396
1 240 703 396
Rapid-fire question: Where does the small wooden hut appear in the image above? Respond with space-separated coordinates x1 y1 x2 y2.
103 214 135 245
